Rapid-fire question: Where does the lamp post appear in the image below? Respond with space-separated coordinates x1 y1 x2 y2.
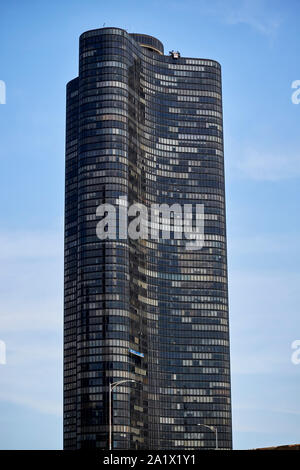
197 424 218 450
109 379 136 450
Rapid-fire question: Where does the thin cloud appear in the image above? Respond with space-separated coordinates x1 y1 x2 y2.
0 230 63 416
217 0 282 37
234 147 300 181
229 234 300 255
0 231 63 259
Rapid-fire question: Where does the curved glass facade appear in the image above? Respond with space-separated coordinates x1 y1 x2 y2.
64 27 232 450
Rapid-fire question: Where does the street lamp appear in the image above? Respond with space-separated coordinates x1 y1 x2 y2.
109 379 137 450
197 424 218 450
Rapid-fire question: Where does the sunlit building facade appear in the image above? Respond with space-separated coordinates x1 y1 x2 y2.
64 27 232 450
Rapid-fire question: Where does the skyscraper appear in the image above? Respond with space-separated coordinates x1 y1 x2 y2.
64 27 232 450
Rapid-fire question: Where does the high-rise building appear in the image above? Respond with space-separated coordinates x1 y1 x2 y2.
64 27 232 450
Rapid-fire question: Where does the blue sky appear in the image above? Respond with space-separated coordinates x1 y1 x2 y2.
0 0 300 450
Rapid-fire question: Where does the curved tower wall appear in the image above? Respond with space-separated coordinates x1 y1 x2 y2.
64 27 232 450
